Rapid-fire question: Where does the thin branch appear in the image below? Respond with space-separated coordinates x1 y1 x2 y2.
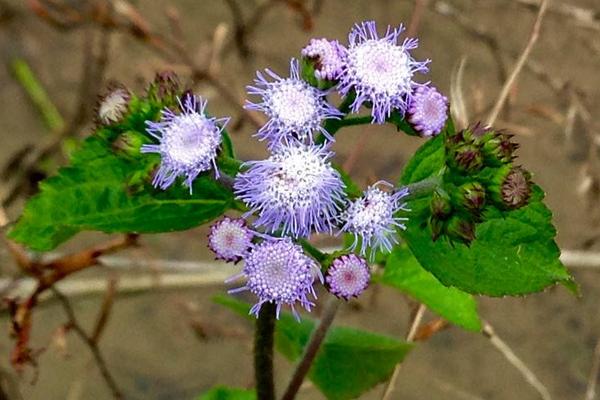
482 321 552 400
90 277 118 344
51 287 123 400
280 297 340 400
585 338 600 400
381 303 426 400
487 0 549 126
406 0 429 37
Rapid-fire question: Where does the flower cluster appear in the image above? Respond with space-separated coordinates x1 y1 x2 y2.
140 20 454 319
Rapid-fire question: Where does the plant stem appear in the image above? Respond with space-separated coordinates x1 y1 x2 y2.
403 175 443 201
280 297 340 400
255 302 277 400
318 115 373 144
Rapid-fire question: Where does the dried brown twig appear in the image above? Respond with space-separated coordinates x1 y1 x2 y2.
51 286 123 399
487 0 548 126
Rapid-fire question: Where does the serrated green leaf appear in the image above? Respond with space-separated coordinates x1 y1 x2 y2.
381 245 481 331
9 130 234 251
215 295 413 400
197 386 256 400
399 135 574 296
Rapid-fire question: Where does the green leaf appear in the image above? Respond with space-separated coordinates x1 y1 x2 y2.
381 245 481 331
399 135 574 296
197 386 256 400
9 129 234 251
215 295 413 400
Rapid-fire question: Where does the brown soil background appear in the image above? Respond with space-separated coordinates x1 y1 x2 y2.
1 0 600 399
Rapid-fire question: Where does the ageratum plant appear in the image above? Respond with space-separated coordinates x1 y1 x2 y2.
8 20 575 400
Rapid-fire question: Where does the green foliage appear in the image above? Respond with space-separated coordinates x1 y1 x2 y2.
216 295 413 400
399 133 574 296
9 98 236 251
381 245 481 331
197 386 256 400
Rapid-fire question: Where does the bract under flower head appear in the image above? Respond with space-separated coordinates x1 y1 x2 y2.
245 59 341 148
338 20 429 124
234 144 346 238
408 85 448 137
141 95 229 193
301 38 346 81
341 181 409 258
208 217 254 263
228 238 322 320
326 254 370 299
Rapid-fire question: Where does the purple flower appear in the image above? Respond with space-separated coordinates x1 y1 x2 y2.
341 182 409 258
234 144 346 238
142 95 229 193
301 38 346 81
245 59 341 148
408 86 448 137
208 217 254 263
326 254 370 299
228 238 322 319
338 21 429 124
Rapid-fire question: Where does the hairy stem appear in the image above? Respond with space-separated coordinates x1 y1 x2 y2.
403 175 443 201
255 302 277 400
280 297 340 400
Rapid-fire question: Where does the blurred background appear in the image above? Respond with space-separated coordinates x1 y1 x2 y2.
0 0 600 399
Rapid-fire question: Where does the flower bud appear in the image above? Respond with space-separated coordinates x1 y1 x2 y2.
458 182 486 214
429 216 445 242
448 143 484 173
430 190 452 219
489 165 532 209
446 215 476 245
112 131 147 157
96 82 131 126
147 70 181 104
481 132 519 166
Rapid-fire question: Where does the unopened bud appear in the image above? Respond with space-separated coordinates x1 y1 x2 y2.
449 144 484 172
430 190 452 218
147 70 181 104
489 166 532 209
458 182 486 214
112 131 146 157
446 216 476 245
482 132 519 166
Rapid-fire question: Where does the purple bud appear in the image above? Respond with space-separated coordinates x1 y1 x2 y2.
408 85 448 137
208 217 254 263
326 254 370 300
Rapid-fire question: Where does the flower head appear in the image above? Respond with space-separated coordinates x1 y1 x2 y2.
341 182 409 257
141 95 229 192
208 217 254 263
301 38 346 81
338 21 429 124
245 59 341 148
97 82 130 125
408 86 448 137
234 144 346 238
228 238 321 319
326 254 370 299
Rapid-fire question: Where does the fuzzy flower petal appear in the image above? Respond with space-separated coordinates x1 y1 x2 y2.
142 95 229 193
245 59 342 148
326 254 370 299
301 38 346 81
338 20 429 124
234 144 346 238
341 181 409 258
408 85 448 137
228 238 322 320
208 217 254 263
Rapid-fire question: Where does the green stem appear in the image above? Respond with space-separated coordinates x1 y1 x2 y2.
255 302 277 400
403 175 443 201
11 58 65 132
318 115 372 145
298 239 327 263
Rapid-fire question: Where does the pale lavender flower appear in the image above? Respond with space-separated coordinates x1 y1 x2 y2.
234 144 346 238
341 181 409 258
408 85 448 137
245 59 341 148
326 254 370 299
142 95 229 193
301 38 346 81
338 21 430 124
228 238 322 319
208 217 254 263
97 82 130 125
